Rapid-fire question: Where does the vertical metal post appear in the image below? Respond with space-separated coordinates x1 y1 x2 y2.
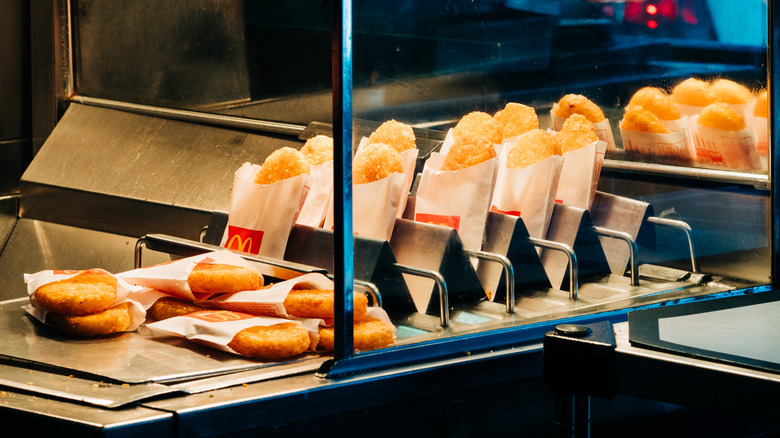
770 0 779 290
332 0 354 359
554 394 591 438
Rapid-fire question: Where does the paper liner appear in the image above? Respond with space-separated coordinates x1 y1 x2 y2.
220 162 310 258
322 171 406 241
24 269 146 333
490 153 563 240
117 249 260 301
414 150 499 252
146 310 322 356
620 127 692 160
689 117 760 171
297 160 333 227
554 140 607 210
207 272 334 318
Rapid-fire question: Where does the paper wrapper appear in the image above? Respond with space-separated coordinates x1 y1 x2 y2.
146 310 322 357
414 147 499 252
117 249 261 302
490 147 563 240
620 126 692 160
554 140 607 210
322 171 406 242
207 272 334 317
296 160 333 227
220 162 310 258
744 100 768 171
24 269 146 333
689 116 760 171
550 105 617 151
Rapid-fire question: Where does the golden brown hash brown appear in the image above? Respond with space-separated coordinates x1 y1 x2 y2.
34 269 117 316
626 87 680 121
671 78 717 107
300 135 334 166
187 263 263 294
711 79 753 105
353 142 403 184
554 94 605 123
440 135 497 171
452 111 504 146
46 302 132 337
697 103 746 131
227 322 311 359
367 120 417 153
494 102 538 138
254 147 311 185
506 129 558 169
620 106 672 134
318 317 395 352
557 114 599 154
149 296 208 320
754 89 768 118
283 289 368 320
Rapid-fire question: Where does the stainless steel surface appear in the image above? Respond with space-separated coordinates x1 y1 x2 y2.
72 96 307 137
0 388 174 435
612 320 780 418
72 1 250 110
0 356 177 408
284 224 417 317
20 103 304 239
648 216 700 273
0 298 327 386
603 160 770 190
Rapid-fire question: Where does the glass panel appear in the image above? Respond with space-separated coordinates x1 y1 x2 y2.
345 0 770 350
69 0 770 356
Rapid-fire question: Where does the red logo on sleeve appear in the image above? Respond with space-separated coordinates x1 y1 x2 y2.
490 205 521 216
225 226 264 255
415 213 461 230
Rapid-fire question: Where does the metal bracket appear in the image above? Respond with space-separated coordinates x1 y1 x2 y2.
647 216 700 274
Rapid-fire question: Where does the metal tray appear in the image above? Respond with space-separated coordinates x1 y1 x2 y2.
0 298 327 407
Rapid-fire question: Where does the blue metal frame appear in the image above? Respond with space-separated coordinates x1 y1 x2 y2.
332 0 355 361
771 0 779 289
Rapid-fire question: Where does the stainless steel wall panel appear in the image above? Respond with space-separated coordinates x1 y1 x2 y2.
20 103 303 239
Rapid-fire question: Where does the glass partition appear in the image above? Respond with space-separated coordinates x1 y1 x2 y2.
68 0 771 360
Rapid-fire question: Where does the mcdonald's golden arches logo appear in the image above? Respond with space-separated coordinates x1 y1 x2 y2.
187 310 256 323
225 226 264 255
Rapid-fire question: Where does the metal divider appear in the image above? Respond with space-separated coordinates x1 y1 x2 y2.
478 211 551 305
284 224 419 320
647 216 700 274
589 191 653 284
541 203 611 293
389 218 486 320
